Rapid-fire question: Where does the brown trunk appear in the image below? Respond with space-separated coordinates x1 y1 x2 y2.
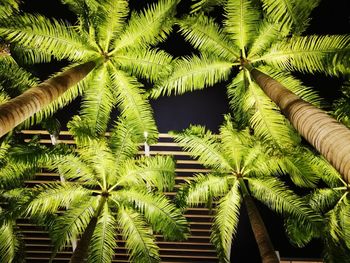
246 65 350 183
69 216 98 263
239 178 279 263
69 197 106 263
0 61 96 138
244 195 280 263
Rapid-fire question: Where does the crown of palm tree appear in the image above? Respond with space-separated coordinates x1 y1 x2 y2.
0 117 189 263
173 117 321 262
151 0 349 148
0 0 180 140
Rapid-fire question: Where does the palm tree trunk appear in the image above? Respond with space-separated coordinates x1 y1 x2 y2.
69 196 106 263
239 178 279 263
244 62 350 183
0 61 96 138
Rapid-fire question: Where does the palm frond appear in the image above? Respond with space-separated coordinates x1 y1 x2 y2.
0 56 39 93
11 45 53 64
117 206 159 263
247 177 321 225
190 0 226 13
111 0 178 52
311 156 344 188
261 0 320 35
246 81 298 146
278 149 321 188
339 203 350 249
226 71 251 126
110 67 158 140
150 54 233 98
262 35 350 76
117 189 188 241
53 153 96 184
211 180 241 263
109 117 140 166
0 14 97 61
75 139 117 187
172 125 232 170
0 0 19 18
284 215 320 248
0 221 20 263
224 0 260 51
308 189 342 213
178 14 239 60
26 182 91 216
93 0 129 51
248 21 280 59
80 66 115 136
118 156 175 191
50 197 96 254
88 203 117 263
180 173 230 206
115 48 173 82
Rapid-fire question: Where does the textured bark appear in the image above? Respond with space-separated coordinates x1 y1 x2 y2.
239 178 279 263
248 66 350 183
70 197 106 263
0 61 96 138
244 195 280 263
69 216 98 263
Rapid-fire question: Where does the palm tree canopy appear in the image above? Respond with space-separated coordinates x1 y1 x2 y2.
174 117 322 262
14 117 189 263
0 0 180 140
151 0 350 148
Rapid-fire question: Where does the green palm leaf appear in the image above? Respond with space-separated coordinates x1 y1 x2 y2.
80 66 115 135
247 177 321 224
117 206 159 263
248 21 280 59
111 0 178 52
50 197 96 255
0 14 97 62
26 183 91 216
0 221 20 263
109 117 140 165
117 189 188 240
88 203 117 263
118 156 175 191
180 173 230 206
308 189 343 213
92 0 129 51
172 125 232 170
211 180 241 263
110 67 158 140
224 0 260 51
247 81 297 146
261 0 320 34
261 35 350 76
150 54 233 98
0 56 39 93
190 0 226 13
116 48 173 82
178 15 239 60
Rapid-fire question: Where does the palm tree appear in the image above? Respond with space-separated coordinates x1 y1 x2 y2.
285 161 350 262
19 117 189 263
174 117 321 263
0 0 179 139
150 0 350 181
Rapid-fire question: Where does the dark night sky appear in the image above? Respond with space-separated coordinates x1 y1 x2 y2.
19 0 350 262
